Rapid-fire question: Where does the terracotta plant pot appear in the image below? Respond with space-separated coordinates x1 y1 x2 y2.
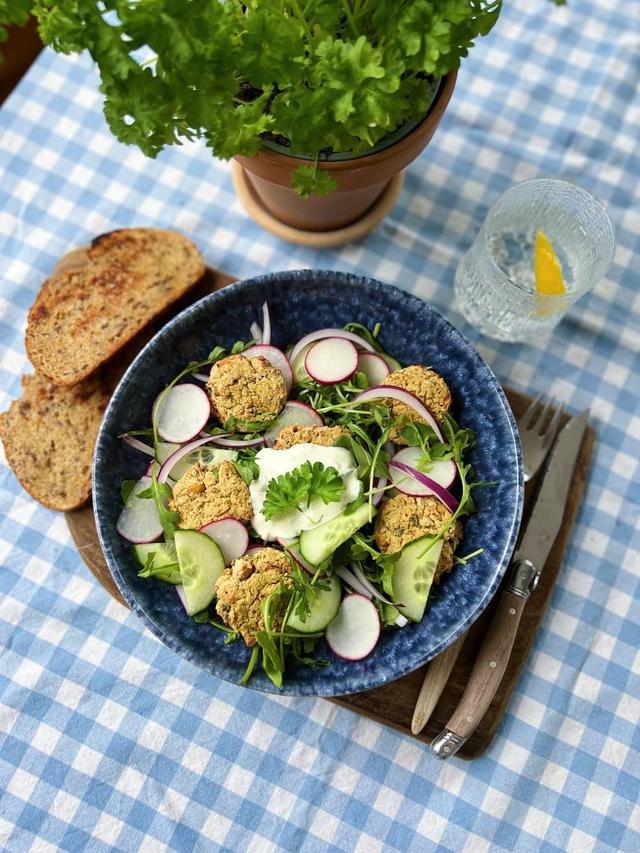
234 70 457 233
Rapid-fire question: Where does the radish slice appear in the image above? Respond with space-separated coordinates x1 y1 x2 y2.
278 538 317 575
289 328 375 365
264 401 323 446
305 338 359 385
334 565 372 598
116 476 163 544
158 435 220 485
390 447 456 493
154 384 211 443
325 594 381 661
250 321 262 342
388 460 458 513
245 545 264 555
242 344 293 392
351 385 444 441
122 435 154 457
261 302 271 346
358 352 390 386
200 518 249 564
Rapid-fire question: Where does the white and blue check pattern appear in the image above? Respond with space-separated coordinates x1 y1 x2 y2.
1 1 639 850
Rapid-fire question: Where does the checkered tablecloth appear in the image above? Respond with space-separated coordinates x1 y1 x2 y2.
1 1 639 850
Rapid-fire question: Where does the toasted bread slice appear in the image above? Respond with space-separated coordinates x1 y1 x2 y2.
0 373 113 511
26 228 205 386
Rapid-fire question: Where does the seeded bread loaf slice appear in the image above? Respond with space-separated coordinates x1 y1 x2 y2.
26 228 205 386
0 372 114 511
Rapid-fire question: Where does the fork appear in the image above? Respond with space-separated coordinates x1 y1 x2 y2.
519 393 565 482
410 393 564 736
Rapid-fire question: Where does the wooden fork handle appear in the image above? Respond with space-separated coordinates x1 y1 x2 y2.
411 633 467 735
431 589 527 758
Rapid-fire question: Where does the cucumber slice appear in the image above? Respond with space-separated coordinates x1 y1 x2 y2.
169 447 238 482
381 352 402 372
287 575 341 633
393 536 444 622
133 542 181 584
174 529 225 615
299 503 375 566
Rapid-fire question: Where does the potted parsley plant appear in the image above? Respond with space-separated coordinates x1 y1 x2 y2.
2 1 504 233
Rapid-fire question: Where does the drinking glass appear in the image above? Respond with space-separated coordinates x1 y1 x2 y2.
454 179 615 343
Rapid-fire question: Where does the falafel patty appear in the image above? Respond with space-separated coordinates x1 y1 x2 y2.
273 424 349 450
169 461 252 529
384 365 451 443
215 547 293 646
374 493 463 581
207 354 287 431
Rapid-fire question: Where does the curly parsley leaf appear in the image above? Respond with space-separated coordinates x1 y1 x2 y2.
262 461 343 520
291 165 338 200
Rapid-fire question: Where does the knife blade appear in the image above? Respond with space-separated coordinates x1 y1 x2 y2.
513 409 589 571
430 410 589 759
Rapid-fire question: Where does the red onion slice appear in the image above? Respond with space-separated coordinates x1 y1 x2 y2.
289 328 375 365
250 321 262 342
191 372 210 383
157 435 221 484
351 385 444 441
350 563 399 607
209 435 264 449
262 302 271 346
334 565 372 598
387 460 458 513
371 477 388 507
277 538 317 575
122 435 155 457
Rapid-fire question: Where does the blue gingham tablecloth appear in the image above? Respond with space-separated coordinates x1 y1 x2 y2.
1 2 639 850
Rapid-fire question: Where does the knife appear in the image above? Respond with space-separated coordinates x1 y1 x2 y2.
431 410 589 759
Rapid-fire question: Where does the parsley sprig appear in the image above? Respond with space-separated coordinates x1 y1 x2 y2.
262 461 343 521
4 2 506 198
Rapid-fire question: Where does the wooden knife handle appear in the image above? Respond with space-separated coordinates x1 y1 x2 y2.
431 589 527 757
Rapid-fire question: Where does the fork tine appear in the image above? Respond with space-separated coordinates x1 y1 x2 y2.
521 393 542 429
533 396 554 435
541 402 564 449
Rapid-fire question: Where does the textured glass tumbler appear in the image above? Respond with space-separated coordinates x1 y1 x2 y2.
454 179 615 343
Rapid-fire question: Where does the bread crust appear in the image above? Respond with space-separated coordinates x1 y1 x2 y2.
0 373 113 511
26 228 204 386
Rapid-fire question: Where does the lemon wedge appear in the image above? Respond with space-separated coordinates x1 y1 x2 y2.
534 230 565 296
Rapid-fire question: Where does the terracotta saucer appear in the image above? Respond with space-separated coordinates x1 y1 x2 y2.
231 161 404 248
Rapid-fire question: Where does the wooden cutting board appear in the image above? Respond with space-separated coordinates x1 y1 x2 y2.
66 269 595 759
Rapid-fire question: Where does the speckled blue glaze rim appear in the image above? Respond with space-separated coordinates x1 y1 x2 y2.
93 270 524 697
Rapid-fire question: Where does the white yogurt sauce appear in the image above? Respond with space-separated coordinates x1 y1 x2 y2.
250 443 361 541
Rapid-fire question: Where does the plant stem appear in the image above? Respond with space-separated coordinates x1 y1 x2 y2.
241 646 259 685
288 0 313 42
340 0 359 37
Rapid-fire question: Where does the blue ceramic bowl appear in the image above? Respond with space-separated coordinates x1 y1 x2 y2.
93 270 523 696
